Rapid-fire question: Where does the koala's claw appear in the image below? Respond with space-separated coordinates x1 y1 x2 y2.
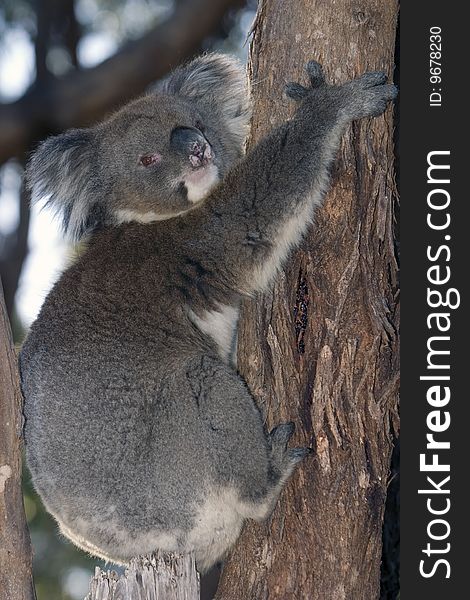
341 71 397 120
270 422 312 473
285 82 309 101
285 60 325 101
270 421 295 446
359 83 398 117
305 60 325 87
351 71 388 89
288 447 313 464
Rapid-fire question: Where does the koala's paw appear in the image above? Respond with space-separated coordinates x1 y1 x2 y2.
286 60 397 121
340 71 398 120
285 60 326 101
269 422 312 476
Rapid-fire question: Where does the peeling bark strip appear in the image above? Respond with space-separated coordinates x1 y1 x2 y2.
216 1 399 599
85 552 200 600
294 273 309 354
0 283 36 600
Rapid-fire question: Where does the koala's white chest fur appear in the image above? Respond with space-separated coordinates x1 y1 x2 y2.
184 164 220 204
189 303 239 362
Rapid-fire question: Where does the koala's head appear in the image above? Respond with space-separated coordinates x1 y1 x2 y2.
27 53 251 241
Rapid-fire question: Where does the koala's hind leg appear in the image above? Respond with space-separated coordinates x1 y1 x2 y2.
186 356 310 522
240 422 311 522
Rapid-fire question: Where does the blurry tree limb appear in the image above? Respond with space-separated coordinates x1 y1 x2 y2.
34 0 81 79
85 552 200 600
0 0 92 321
61 0 81 69
0 0 243 166
0 174 31 319
0 281 36 600
34 0 54 81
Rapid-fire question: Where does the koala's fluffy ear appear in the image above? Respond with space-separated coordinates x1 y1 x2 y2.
26 128 106 242
161 53 251 152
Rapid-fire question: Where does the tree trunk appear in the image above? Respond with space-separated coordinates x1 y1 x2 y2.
215 1 399 599
85 552 200 600
0 281 36 600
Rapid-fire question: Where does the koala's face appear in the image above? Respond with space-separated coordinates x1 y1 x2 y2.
102 93 226 222
27 54 251 240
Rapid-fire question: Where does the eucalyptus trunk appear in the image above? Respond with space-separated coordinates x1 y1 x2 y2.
216 1 399 598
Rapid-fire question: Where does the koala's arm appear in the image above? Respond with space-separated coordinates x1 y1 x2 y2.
193 62 397 294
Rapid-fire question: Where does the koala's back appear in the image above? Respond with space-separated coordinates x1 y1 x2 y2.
21 218 222 370
20 219 269 568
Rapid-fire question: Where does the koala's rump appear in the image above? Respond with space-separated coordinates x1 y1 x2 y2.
21 342 268 565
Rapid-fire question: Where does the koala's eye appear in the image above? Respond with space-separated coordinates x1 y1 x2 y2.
138 153 162 167
195 120 205 132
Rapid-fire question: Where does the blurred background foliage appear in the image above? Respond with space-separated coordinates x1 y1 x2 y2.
0 1 255 598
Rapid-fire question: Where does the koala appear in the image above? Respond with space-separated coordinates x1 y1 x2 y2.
20 53 396 572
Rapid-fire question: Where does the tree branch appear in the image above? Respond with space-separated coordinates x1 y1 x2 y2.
85 552 200 600
0 282 36 600
34 0 54 81
59 0 81 69
0 171 31 319
0 0 243 166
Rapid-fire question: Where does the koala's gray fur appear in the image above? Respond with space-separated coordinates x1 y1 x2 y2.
20 53 396 572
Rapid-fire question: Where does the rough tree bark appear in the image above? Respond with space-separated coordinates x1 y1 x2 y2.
0 282 36 600
216 1 399 599
85 553 200 600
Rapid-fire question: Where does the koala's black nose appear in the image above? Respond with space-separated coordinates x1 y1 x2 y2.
170 126 212 168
